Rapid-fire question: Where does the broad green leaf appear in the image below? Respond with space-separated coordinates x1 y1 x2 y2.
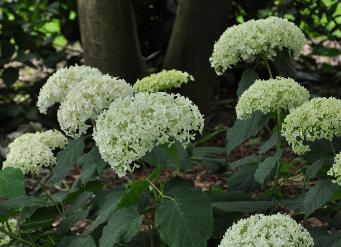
259 133 278 154
226 112 269 156
155 187 213 247
116 180 149 209
99 207 143 247
57 208 90 234
311 230 341 247
49 138 85 183
205 190 249 203
272 51 296 79
86 189 124 233
0 167 25 199
78 146 108 174
213 200 276 213
280 195 305 212
192 147 226 157
236 68 259 97
254 149 282 184
229 163 260 192
228 155 259 169
143 141 192 170
303 180 339 217
192 146 225 171
58 236 96 247
305 159 325 181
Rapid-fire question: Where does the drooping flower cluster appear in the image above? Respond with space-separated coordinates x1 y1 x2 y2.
218 214 314 247
57 75 133 137
3 130 67 174
0 219 18 246
37 65 133 137
93 92 204 177
236 77 310 120
327 152 341 186
210 16 306 74
133 69 194 93
282 97 341 154
37 65 102 114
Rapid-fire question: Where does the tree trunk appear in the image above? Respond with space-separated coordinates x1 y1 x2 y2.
77 0 147 83
164 0 232 114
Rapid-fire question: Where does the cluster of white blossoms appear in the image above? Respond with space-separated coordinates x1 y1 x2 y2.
3 130 67 174
37 65 133 137
93 92 204 177
282 97 341 154
218 214 314 247
133 69 194 93
210 16 306 74
57 75 133 137
37 65 102 114
236 77 310 120
327 152 341 186
0 219 17 246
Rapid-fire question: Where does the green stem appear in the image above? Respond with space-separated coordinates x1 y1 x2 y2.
266 61 273 79
37 181 63 216
330 141 336 156
273 111 283 195
0 226 40 247
146 179 174 202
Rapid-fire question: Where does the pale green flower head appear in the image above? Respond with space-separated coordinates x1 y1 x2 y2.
327 152 341 186
57 74 133 138
37 65 102 114
236 77 310 120
282 97 341 154
133 69 194 93
3 130 67 174
210 16 306 74
219 214 314 247
0 219 18 246
93 92 204 177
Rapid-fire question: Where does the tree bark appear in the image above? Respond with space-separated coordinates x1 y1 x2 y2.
77 0 147 83
164 0 232 114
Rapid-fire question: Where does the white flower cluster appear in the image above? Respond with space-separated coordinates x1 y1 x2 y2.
3 130 67 174
37 65 133 137
328 152 341 186
0 219 17 246
57 74 133 137
236 77 310 120
282 97 341 154
133 69 194 93
210 16 306 74
93 92 204 177
37 65 102 114
218 214 314 247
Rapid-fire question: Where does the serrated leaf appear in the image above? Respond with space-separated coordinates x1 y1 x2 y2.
117 180 149 209
236 68 259 97
229 163 260 192
259 133 278 154
226 112 269 155
254 149 282 184
49 138 85 183
280 195 305 212
57 208 90 234
303 180 339 217
213 200 276 213
228 155 259 169
155 187 213 247
0 167 25 199
78 146 108 174
99 207 143 247
305 159 325 181
58 235 96 247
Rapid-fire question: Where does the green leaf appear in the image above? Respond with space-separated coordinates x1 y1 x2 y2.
58 235 96 247
155 187 213 247
99 207 143 247
305 159 325 181
49 138 85 183
259 133 278 154
272 51 296 79
86 189 124 233
116 180 149 209
229 163 260 192
213 200 276 213
78 146 108 175
192 146 226 171
57 208 91 234
0 167 25 199
303 180 339 217
143 141 192 170
280 195 305 212
226 112 269 155
228 155 259 169
311 231 341 247
236 68 259 97
254 149 282 185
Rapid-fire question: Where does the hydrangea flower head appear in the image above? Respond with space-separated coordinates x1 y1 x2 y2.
0 219 18 246
3 130 67 174
218 214 314 247
210 16 306 74
133 70 194 93
282 97 341 154
57 74 133 137
93 92 204 177
37 65 102 113
327 152 341 186
236 77 310 120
